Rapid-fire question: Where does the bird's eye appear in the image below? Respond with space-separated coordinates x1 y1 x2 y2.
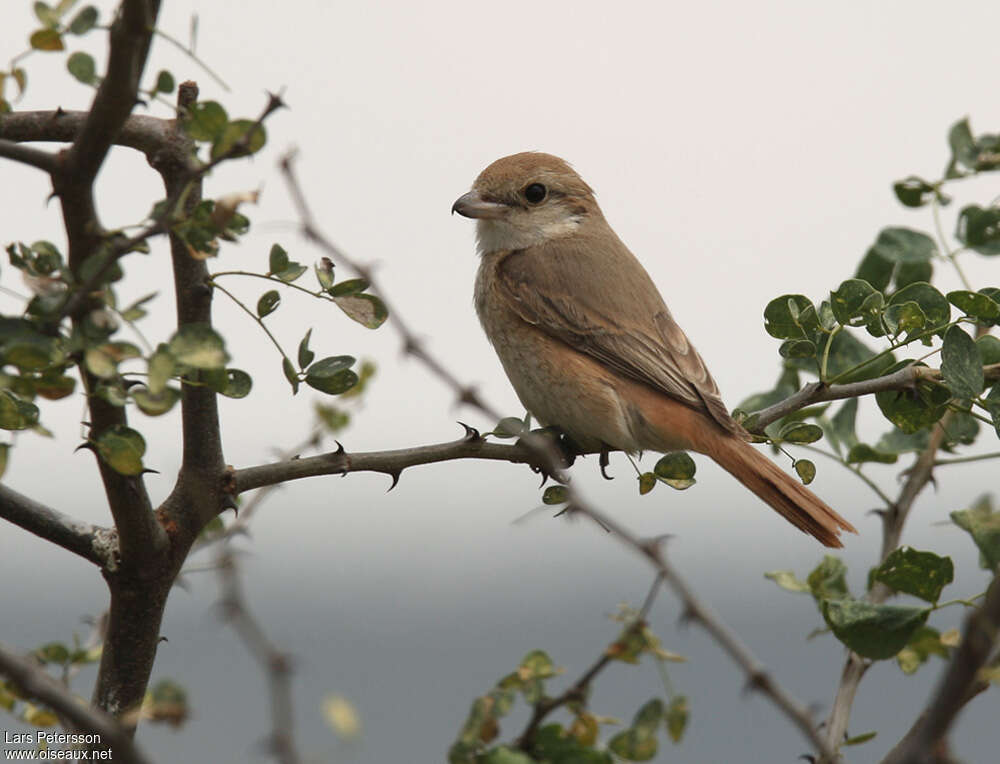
523 183 547 204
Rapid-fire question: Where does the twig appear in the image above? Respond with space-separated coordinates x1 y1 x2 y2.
881 567 1000 764
0 641 155 764
0 484 113 567
751 363 1000 433
279 153 834 759
0 138 58 172
516 573 665 750
217 550 299 764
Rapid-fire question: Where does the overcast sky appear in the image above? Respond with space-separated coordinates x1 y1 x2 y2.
3 2 1000 762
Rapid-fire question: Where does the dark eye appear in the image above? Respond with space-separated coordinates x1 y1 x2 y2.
523 183 547 204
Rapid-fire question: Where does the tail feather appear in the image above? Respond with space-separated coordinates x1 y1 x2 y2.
705 435 857 548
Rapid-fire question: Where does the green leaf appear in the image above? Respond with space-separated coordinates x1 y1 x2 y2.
871 227 937 264
282 357 299 393
764 570 811 594
518 649 558 680
951 499 1000 569
875 361 950 433
492 416 525 438
893 176 937 208
132 386 179 416
333 293 389 329
0 443 9 480
66 51 96 84
154 69 175 94
185 101 229 142
146 348 174 394
315 259 335 291
956 204 1000 255
67 5 98 34
0 391 39 430
482 748 535 764
269 243 289 274
896 626 949 675
329 278 370 297
29 28 64 51
873 547 954 603
256 289 281 317
941 324 984 399
653 451 696 490
887 282 950 333
297 329 314 369
664 695 688 744
830 279 881 327
822 599 930 660
608 699 664 762
763 295 818 340
211 119 266 160
638 472 656 495
95 425 146 475
794 459 816 485
947 290 1000 321
844 731 878 747
34 2 59 27
778 338 817 359
542 486 568 505
823 398 859 455
305 356 358 395
949 118 977 170
35 642 69 664
778 422 823 444
808 556 850 602
168 324 229 369
977 334 1000 365
845 443 898 465
219 369 252 398
883 301 927 338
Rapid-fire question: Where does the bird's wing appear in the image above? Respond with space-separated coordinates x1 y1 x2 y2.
495 227 743 435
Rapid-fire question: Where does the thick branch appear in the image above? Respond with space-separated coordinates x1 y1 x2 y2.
65 0 162 184
0 484 112 567
752 362 1000 432
882 570 1000 764
231 430 539 494
0 138 57 172
0 642 154 764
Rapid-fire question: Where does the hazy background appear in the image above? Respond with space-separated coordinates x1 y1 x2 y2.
2 1 1000 761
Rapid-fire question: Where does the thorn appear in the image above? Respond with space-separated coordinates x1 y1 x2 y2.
386 470 401 491
220 493 239 516
677 606 697 627
457 421 481 441
799 756 817 763
457 386 480 407
122 379 145 390
537 470 550 488
74 441 96 454
333 440 345 455
157 636 168 644
140 468 160 475
599 446 614 480
743 670 771 696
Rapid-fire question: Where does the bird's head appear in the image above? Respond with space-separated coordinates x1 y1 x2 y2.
452 152 598 254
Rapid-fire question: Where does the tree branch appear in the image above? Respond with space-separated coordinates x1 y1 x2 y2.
0 484 113 567
230 428 540 494
0 641 155 764
279 154 833 759
882 568 1000 764
751 363 1000 432
0 138 57 172
217 549 300 764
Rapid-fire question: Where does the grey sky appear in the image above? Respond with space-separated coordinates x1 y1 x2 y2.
2 1 1000 761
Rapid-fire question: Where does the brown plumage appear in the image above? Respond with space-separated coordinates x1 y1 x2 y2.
454 152 857 547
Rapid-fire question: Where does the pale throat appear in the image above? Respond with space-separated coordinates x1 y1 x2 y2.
476 213 583 255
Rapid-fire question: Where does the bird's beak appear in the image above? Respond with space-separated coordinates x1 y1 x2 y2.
451 190 507 219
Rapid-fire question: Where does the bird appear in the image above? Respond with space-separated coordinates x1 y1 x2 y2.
452 152 857 547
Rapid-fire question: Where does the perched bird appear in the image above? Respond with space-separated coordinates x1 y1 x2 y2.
452 152 856 547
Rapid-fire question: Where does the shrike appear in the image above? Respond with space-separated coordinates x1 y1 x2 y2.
453 152 856 547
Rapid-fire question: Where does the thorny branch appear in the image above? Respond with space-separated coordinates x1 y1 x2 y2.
277 152 835 759
0 641 153 764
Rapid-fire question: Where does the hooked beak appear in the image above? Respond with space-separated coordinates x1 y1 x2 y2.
451 190 508 220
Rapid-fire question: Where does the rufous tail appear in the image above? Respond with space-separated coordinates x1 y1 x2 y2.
704 434 857 548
